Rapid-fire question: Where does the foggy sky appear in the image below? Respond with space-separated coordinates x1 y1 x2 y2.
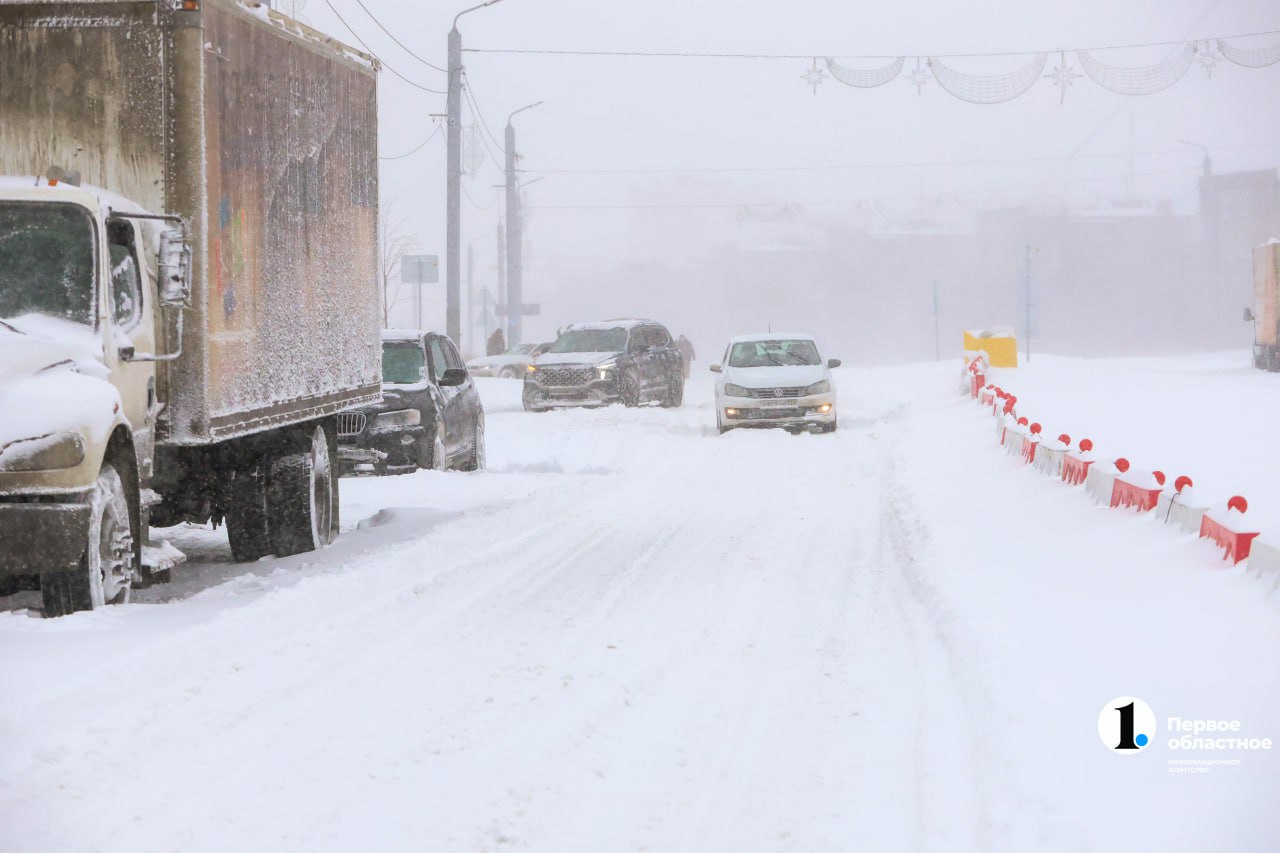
302 0 1280 357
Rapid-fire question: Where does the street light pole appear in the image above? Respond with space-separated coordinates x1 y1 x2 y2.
504 100 542 347
446 0 504 350
1179 139 1212 178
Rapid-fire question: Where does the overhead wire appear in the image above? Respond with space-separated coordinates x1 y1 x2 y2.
463 28 1280 61
379 124 443 160
351 0 448 73
321 0 445 94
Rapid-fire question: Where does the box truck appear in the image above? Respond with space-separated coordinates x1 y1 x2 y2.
0 0 382 615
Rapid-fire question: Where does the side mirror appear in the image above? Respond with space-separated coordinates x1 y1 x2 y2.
827 358 842 369
118 345 135 362
439 367 468 387
1244 307 1255 322
709 364 723 373
158 227 192 306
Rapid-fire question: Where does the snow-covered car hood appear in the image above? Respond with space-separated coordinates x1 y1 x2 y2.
724 364 828 388
532 351 619 368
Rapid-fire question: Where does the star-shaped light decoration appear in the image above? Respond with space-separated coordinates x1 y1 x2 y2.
1195 40 1222 78
906 57 929 95
801 57 827 95
1043 51 1082 104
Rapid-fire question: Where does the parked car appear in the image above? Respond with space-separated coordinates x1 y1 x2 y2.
338 330 485 474
710 334 840 434
467 341 551 378
523 320 684 411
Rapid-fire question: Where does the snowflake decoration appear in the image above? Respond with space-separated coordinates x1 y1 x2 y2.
801 57 827 95
1195 40 1222 78
1043 51 1082 104
906 57 930 94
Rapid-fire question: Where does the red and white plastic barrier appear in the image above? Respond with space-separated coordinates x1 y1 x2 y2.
967 374 1275 578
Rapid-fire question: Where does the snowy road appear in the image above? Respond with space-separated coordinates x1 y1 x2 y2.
2 362 1279 851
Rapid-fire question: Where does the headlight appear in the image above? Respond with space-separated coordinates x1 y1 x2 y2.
803 379 831 395
597 359 617 378
724 383 751 397
375 409 421 428
526 364 537 373
0 431 86 472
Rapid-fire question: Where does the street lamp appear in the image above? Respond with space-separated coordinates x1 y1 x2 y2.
505 101 542 347
1179 139 1212 178
446 0 505 351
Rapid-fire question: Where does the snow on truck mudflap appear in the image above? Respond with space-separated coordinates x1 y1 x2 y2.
0 0 381 616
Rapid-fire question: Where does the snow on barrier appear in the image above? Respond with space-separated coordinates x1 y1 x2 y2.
1247 539 1280 591
1199 497 1261 565
1061 439 1094 486
968 376 1275 575
1156 476 1209 534
1034 433 1070 478
1111 468 1166 513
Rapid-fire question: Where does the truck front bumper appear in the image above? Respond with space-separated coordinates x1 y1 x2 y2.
0 500 92 575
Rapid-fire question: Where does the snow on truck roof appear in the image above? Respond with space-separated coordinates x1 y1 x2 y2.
727 333 816 344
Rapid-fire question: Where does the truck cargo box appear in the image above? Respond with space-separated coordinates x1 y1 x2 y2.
0 0 382 443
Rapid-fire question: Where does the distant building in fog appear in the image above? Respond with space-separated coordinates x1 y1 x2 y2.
1199 168 1280 318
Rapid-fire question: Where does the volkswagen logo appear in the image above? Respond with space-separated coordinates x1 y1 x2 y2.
773 388 783 398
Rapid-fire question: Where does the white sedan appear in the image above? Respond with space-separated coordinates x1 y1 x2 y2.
466 342 551 378
710 334 840 434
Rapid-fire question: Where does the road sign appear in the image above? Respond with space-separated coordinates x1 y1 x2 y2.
495 303 541 316
401 254 439 284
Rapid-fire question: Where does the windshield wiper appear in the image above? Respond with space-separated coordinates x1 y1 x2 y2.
0 318 24 334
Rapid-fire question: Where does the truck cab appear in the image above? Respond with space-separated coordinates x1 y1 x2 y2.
0 180 190 615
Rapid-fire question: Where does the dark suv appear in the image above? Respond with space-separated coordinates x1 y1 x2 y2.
523 320 684 411
338 330 485 474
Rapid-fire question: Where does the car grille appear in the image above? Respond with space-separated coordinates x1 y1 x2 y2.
745 386 805 399
337 412 366 436
538 366 597 387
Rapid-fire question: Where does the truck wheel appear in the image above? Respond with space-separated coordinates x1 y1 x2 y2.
41 463 133 617
661 374 684 408
269 425 336 557
227 457 270 562
460 414 485 472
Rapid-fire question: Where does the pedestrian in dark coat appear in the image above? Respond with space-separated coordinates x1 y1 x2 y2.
487 328 506 356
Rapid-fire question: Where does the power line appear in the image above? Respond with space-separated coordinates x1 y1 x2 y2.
525 165 1204 210
379 124 443 160
463 28 1280 61
351 0 448 73
462 181 501 210
516 144 1280 176
321 0 445 94
461 72 508 157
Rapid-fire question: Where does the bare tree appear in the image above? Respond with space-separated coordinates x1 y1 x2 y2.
379 199 419 328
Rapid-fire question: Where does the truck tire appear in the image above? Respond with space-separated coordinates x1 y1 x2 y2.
41 463 133 617
227 457 271 562
269 425 336 557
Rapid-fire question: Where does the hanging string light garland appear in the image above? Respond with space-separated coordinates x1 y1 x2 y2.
816 35 1280 102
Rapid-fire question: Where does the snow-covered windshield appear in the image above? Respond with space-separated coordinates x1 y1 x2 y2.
548 328 627 353
728 340 821 368
382 341 425 384
0 202 96 328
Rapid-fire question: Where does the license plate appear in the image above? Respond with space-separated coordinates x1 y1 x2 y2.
760 400 792 409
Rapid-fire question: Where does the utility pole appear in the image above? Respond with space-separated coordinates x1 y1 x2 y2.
932 279 940 361
446 1 504 350
504 101 541 348
1024 244 1036 363
496 217 505 331
465 239 475 356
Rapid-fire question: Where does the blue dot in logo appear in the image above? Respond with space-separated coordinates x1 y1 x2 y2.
1136 734 1149 747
